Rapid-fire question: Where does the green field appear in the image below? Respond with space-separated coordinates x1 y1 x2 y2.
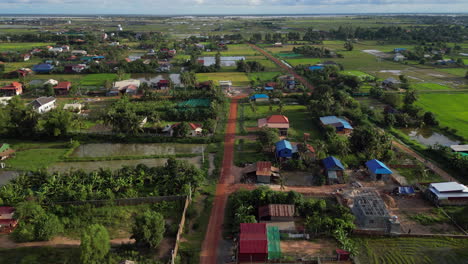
0 42 53 52
437 68 468 77
203 44 258 56
355 237 468 264
341 70 375 79
196 72 250 86
5 141 70 171
80 73 129 86
413 83 452 90
248 72 281 82
416 93 468 139
286 58 322 66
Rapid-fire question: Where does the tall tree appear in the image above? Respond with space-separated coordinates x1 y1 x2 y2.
131 210 165 248
43 109 74 137
80 224 110 264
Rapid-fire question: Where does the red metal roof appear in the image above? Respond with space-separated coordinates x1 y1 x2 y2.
240 232 267 241
0 207 15 215
258 204 295 218
266 115 289 124
0 82 22 91
240 223 267 234
54 82 71 89
158 79 170 84
256 161 272 176
239 240 268 254
266 82 277 87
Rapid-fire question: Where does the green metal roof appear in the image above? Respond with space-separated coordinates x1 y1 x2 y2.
267 226 281 260
0 144 10 153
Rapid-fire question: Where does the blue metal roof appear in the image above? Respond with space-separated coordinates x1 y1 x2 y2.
398 186 415 195
275 140 292 151
250 94 269 100
366 159 393 174
322 156 344 170
309 65 324 71
319 116 353 130
33 63 54 70
264 86 274 91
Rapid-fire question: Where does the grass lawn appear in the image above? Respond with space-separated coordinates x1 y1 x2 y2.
340 70 375 79
4 141 70 171
80 73 129 86
241 103 322 141
0 42 54 52
203 44 259 56
412 83 452 90
416 93 468 139
396 167 443 184
234 138 270 166
196 72 250 86
355 237 468 264
286 58 322 66
247 59 278 69
437 68 467 77
248 71 281 82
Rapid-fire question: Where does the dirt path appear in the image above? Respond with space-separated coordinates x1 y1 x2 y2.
200 97 241 264
392 140 455 182
0 235 134 249
249 44 315 91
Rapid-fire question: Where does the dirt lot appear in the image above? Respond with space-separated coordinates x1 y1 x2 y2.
280 239 338 257
390 193 461 235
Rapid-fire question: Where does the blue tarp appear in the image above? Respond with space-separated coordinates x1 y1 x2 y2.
398 186 415 195
366 159 393 174
250 94 269 100
309 65 324 71
264 86 274 91
323 156 344 170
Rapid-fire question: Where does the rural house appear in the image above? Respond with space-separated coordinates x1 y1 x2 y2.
258 115 290 136
0 206 17 233
250 94 269 102
275 140 295 158
243 161 280 183
0 143 15 160
163 123 203 137
0 82 23 96
366 159 393 181
382 77 401 88
258 204 295 222
54 81 72 95
31 96 56 114
32 63 54 73
113 79 141 94
238 223 268 263
219 80 232 91
322 156 345 184
426 182 468 206
319 116 353 135
156 79 170 90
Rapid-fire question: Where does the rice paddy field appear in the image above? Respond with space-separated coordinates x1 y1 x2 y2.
412 83 452 90
202 44 259 56
196 72 250 86
0 42 53 52
437 68 467 77
355 237 468 264
248 71 281 82
340 70 375 79
416 93 468 139
286 58 322 66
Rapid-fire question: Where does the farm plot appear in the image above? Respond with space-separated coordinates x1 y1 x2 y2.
437 68 468 77
0 42 53 52
203 44 259 56
340 70 375 79
412 83 452 90
355 237 468 264
286 58 322 66
416 93 468 139
248 72 281 82
196 72 250 86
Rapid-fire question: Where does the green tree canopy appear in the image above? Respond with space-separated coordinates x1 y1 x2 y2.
80 224 110 264
131 210 165 248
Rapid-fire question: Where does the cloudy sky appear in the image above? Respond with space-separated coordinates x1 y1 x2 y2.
0 0 467 14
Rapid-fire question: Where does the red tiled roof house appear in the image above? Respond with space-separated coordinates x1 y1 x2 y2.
0 82 23 96
258 115 290 136
53 82 72 95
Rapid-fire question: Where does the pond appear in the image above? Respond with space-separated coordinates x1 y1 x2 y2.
70 143 206 158
0 171 20 185
130 73 181 85
48 156 203 173
400 127 460 147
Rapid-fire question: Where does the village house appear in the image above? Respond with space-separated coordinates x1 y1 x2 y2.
323 156 345 184
366 159 393 181
63 103 82 113
250 94 269 102
278 75 295 89
22 53 31 61
32 63 54 73
320 116 353 135
0 82 23 96
257 115 290 136
54 81 72 95
163 123 203 137
112 79 141 94
0 207 17 233
156 79 170 90
382 77 401 89
219 80 232 91
275 140 295 159
238 223 268 263
43 79 58 86
0 143 15 160
71 50 87 56
31 96 56 114
426 182 468 206
273 42 283 47
258 204 295 222
394 53 406 62
64 64 87 73
297 143 316 160
450 145 468 157
243 161 280 184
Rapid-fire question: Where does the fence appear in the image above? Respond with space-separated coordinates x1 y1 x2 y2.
54 195 186 206
170 195 191 264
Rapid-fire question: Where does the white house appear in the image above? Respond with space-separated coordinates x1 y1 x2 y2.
113 79 141 92
63 103 83 113
43 79 59 86
394 53 406 62
163 123 202 137
31 97 56 114
71 50 88 56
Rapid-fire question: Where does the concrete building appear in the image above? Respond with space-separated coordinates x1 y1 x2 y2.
427 182 468 206
31 97 56 114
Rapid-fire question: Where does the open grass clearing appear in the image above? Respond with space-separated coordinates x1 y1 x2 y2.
0 42 54 52
286 58 322 66
196 72 250 86
248 71 281 82
437 68 467 77
340 70 375 79
355 237 468 264
416 93 468 139
412 82 452 90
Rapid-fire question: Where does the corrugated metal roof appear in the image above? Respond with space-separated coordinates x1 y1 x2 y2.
275 140 292 151
267 115 289 124
239 240 268 254
366 159 392 174
240 223 267 234
256 161 272 176
319 116 353 130
322 156 344 170
259 204 295 218
451 145 468 152
430 182 467 193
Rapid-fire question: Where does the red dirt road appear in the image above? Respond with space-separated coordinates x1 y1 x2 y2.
249 44 314 91
200 98 240 264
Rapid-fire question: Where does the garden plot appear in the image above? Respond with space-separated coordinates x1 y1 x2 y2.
362 49 391 58
196 72 250 86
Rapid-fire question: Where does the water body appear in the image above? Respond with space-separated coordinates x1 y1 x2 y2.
130 73 181 85
71 143 206 158
400 127 460 147
0 171 20 185
48 156 203 174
